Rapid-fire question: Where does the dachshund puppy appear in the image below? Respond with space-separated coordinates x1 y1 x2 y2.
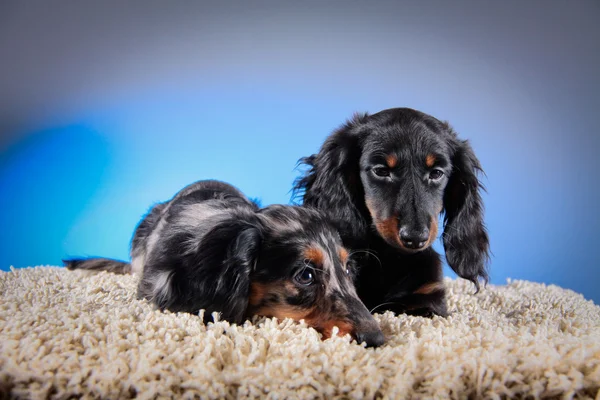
65 180 384 347
294 108 490 317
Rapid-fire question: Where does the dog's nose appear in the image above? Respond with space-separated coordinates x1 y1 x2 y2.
399 226 429 249
355 330 385 348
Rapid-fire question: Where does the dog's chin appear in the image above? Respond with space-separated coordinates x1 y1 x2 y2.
396 245 425 255
380 235 429 254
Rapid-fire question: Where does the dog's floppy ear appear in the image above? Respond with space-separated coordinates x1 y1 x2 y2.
190 220 262 323
293 113 369 239
145 219 262 324
442 125 490 291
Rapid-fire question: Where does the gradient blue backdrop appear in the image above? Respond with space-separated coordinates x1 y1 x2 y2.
1 1 598 303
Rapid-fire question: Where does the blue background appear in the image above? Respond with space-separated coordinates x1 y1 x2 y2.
1 1 598 304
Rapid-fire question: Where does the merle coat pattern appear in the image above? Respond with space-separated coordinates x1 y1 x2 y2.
65 180 384 346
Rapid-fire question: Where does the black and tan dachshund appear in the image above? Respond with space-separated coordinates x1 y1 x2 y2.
65 180 384 346
294 108 490 317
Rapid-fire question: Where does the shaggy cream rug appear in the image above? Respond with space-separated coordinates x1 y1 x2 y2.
0 267 599 399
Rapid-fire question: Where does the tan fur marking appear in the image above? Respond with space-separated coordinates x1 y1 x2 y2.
249 280 309 321
319 320 354 339
249 282 269 306
376 216 401 246
427 216 439 247
283 281 300 296
386 154 397 168
249 281 361 341
414 282 445 295
367 198 401 246
304 246 325 266
338 248 349 265
303 308 355 339
250 281 300 307
253 304 315 322
426 154 436 168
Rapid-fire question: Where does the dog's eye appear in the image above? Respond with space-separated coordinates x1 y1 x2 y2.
295 268 314 285
345 266 350 275
429 169 444 181
372 167 390 177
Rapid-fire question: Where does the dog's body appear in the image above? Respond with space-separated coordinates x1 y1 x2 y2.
66 180 384 346
295 108 490 317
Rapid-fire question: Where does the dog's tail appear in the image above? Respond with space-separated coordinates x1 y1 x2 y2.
63 258 131 274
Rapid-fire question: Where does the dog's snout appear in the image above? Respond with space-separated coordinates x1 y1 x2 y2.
355 330 385 348
399 226 429 249
343 296 385 347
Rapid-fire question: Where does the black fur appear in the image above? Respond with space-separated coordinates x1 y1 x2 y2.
294 108 490 317
65 180 384 346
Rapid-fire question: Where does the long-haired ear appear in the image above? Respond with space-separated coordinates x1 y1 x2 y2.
442 126 490 291
143 219 262 324
293 113 369 238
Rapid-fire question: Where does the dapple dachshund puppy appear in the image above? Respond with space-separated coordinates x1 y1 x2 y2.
65 180 384 347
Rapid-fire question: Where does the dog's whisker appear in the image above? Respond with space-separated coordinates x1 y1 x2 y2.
370 302 399 314
439 233 458 250
349 249 382 269
302 259 330 276
441 224 462 234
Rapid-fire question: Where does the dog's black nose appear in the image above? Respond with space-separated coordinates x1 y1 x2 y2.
399 226 429 249
355 330 385 348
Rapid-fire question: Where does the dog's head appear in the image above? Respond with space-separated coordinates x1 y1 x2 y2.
295 107 490 289
249 205 384 346
148 204 384 347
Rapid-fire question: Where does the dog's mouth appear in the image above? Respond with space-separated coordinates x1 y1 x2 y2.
394 243 425 253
